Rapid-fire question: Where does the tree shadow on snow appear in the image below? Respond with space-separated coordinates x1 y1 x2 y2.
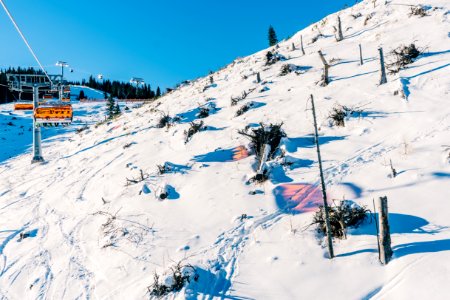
185 267 253 300
192 146 249 163
283 135 346 153
338 214 450 259
175 107 221 124
351 213 438 236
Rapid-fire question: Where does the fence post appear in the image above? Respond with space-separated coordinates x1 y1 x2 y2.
379 47 387 84
300 35 305 55
359 44 364 65
377 196 393 264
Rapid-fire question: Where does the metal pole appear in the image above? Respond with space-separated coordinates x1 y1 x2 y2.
60 65 64 101
32 84 43 163
311 94 334 258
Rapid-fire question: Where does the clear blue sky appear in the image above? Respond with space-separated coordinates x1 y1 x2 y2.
0 0 351 90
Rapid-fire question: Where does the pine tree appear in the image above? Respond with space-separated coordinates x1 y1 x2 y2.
113 102 121 116
156 86 161 98
78 90 86 100
107 95 115 119
268 25 278 47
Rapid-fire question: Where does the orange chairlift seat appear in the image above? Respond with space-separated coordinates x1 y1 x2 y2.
14 102 34 110
34 104 73 126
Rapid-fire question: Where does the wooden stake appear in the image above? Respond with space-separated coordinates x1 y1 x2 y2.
318 50 330 86
377 196 393 264
300 35 305 55
359 44 364 65
336 16 344 41
379 47 387 85
311 94 334 259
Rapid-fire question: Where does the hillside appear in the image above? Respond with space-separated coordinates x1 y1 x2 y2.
0 0 449 299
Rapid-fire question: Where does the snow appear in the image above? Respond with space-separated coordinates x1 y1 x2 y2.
70 85 107 100
1 0 450 299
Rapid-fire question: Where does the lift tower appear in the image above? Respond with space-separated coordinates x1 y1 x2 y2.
6 73 62 163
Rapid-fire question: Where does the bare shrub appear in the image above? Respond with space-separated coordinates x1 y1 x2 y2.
310 33 324 44
279 64 292 76
157 112 172 128
235 102 257 117
387 44 423 74
184 121 205 143
328 104 364 127
364 13 375 26
312 200 370 239
265 51 285 66
409 5 428 17
126 169 149 185
238 123 285 163
231 88 255 106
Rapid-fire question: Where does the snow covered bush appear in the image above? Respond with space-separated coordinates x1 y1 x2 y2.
157 112 172 129
313 200 370 239
147 263 198 298
279 64 292 76
265 51 285 66
387 44 423 74
409 5 429 17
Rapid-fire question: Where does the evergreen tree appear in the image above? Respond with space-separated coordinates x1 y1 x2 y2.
78 90 86 100
268 25 278 47
156 86 161 98
106 95 115 119
113 102 121 116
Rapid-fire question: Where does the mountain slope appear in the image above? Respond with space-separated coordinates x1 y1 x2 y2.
0 0 449 299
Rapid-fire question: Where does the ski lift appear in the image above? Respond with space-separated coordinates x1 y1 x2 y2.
34 104 73 126
97 74 103 80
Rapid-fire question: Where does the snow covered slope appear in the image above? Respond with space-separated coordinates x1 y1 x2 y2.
70 85 107 100
0 0 449 299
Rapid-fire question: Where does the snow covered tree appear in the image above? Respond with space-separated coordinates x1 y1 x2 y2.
268 26 278 46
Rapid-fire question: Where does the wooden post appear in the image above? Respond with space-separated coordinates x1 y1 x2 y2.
359 44 364 65
379 47 387 85
377 196 393 265
336 16 344 42
311 94 334 259
300 35 305 55
318 50 330 86
257 143 271 176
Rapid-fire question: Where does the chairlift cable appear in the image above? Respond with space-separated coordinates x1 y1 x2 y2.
0 0 53 85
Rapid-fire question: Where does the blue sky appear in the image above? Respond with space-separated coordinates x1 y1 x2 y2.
0 0 351 90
